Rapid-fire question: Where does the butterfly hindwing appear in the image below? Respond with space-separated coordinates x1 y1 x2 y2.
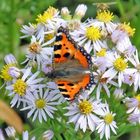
56 73 93 100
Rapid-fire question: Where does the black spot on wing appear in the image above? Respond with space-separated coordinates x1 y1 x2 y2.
67 83 74 86
54 45 62 51
62 94 70 99
58 83 65 86
59 88 68 92
56 35 63 42
54 54 61 58
63 52 70 58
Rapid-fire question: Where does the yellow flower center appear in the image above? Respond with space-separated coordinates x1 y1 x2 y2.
29 42 42 53
113 57 127 71
0 64 15 81
35 99 46 109
119 22 135 37
96 10 114 23
86 26 101 41
135 94 140 108
135 94 140 102
36 7 58 23
13 79 27 96
104 113 114 124
79 100 93 114
45 33 55 46
97 48 106 57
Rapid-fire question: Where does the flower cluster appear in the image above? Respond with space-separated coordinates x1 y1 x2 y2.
0 126 54 140
0 4 139 140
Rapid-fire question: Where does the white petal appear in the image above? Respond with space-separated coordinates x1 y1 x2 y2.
105 125 110 140
27 71 40 83
102 68 117 80
22 67 31 81
27 108 36 118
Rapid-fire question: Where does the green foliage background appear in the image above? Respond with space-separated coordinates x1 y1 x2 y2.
0 0 140 139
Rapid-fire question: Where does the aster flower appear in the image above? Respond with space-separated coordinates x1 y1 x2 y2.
21 23 36 38
111 23 136 57
111 22 135 42
22 36 53 69
95 10 117 34
114 36 136 57
65 93 105 132
0 54 18 82
102 53 134 87
6 67 44 107
21 87 60 123
21 7 65 44
93 70 118 99
126 94 140 124
118 22 135 37
0 64 17 82
96 104 117 140
36 7 60 24
93 50 113 72
128 51 140 91
71 22 104 53
126 94 140 114
35 7 65 43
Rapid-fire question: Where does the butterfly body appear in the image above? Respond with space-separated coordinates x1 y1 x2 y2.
49 27 94 100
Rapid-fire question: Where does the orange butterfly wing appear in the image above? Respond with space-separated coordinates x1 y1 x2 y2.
53 27 94 100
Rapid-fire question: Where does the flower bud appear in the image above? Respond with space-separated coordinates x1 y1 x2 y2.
73 4 87 20
4 54 17 65
43 130 54 140
113 88 124 99
61 7 71 20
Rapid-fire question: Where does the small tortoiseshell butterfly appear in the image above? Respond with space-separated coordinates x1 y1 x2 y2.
49 27 94 100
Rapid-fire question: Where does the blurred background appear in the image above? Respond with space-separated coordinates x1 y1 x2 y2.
0 0 140 139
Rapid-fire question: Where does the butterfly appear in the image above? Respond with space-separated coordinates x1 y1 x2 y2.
48 27 94 100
